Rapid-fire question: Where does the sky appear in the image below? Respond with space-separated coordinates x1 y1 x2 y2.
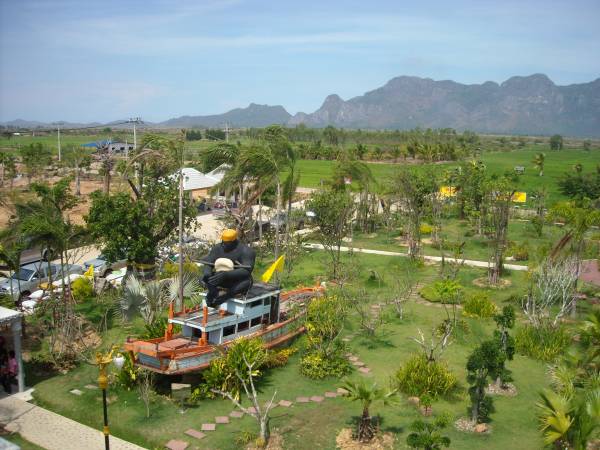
1 0 599 123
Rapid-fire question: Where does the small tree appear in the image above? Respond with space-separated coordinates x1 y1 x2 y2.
466 341 503 423
406 414 451 449
532 152 546 176
306 188 355 279
62 144 92 196
550 134 563 151
390 168 438 258
492 306 516 387
212 352 277 448
21 143 52 185
340 379 397 442
137 368 154 418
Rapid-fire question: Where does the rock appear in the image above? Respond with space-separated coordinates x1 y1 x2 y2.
474 423 488 433
407 396 420 406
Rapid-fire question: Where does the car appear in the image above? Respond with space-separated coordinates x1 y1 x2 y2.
0 262 83 301
83 254 127 278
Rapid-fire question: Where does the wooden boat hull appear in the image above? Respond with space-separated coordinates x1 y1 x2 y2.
125 316 304 375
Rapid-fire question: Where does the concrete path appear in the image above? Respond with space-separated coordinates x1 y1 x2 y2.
0 395 147 450
303 243 529 271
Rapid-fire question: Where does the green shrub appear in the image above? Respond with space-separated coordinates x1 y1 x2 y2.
0 294 15 309
463 293 498 318
264 347 297 368
140 317 180 339
507 242 529 261
515 323 571 362
71 277 94 301
112 352 140 390
419 223 433 235
395 354 458 398
195 337 266 400
159 261 201 279
419 280 462 304
299 350 352 379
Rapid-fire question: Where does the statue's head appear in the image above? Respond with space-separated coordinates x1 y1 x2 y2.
221 229 238 250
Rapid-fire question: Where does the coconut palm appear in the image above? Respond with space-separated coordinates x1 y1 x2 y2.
340 379 397 442
532 152 546 176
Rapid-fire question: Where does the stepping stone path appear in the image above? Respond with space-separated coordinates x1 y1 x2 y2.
296 396 310 403
279 400 293 407
310 396 324 403
201 423 216 431
348 356 359 362
165 439 188 450
84 384 98 390
342 337 351 342
337 388 349 395
69 389 83 396
352 361 366 367
184 429 205 440
230 410 244 418
325 391 338 398
215 416 230 424
359 367 371 374
247 406 257 414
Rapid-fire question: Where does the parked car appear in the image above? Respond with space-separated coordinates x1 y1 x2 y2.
83 254 127 278
0 262 83 301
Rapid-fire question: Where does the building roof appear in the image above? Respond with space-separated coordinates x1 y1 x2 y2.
205 164 230 183
0 306 22 325
180 168 221 191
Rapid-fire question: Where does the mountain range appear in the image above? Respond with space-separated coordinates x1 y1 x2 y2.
3 74 600 137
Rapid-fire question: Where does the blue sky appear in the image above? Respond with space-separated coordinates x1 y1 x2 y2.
1 0 599 123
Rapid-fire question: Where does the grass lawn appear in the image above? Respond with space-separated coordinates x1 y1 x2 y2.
29 250 563 449
348 218 578 262
294 147 600 205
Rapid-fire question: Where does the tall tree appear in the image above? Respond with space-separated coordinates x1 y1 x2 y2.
62 144 92 196
550 134 564 151
390 168 438 258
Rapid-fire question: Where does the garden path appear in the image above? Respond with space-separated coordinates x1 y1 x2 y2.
303 243 529 271
0 395 147 450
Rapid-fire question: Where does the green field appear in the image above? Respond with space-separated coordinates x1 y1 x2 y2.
29 250 595 450
294 148 600 205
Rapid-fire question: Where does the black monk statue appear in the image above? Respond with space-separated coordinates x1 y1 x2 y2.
201 229 256 307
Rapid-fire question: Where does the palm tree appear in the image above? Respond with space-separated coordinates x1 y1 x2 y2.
340 379 397 442
532 152 546 176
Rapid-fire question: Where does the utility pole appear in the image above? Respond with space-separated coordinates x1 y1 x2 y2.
55 122 63 162
224 122 230 142
127 117 142 159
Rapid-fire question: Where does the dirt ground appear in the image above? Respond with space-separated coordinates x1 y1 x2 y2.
0 172 129 228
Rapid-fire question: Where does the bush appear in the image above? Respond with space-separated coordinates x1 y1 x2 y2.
395 354 458 398
264 347 297 368
112 352 140 390
159 261 201 279
299 350 352 379
419 280 462 304
420 223 433 235
507 242 529 261
515 323 571 362
463 293 498 318
71 277 94 301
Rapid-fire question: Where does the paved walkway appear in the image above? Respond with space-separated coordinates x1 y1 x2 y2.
0 395 147 450
303 243 529 271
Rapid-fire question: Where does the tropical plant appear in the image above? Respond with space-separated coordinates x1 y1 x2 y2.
463 293 498 318
395 354 458 398
466 340 505 423
406 413 452 449
71 277 93 301
340 379 397 442
515 323 571 362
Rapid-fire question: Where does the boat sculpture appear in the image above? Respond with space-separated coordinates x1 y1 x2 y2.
123 283 322 374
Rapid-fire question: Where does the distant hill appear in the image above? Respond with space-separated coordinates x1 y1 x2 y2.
289 74 600 137
159 103 291 128
3 74 599 136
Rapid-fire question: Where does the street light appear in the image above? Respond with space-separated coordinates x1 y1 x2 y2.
95 346 125 450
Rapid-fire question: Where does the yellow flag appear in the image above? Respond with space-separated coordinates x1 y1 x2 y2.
261 255 285 283
84 264 94 278
512 192 527 203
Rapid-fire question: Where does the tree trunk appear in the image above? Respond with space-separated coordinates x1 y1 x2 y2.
75 166 81 196
259 416 270 447
275 181 281 260
258 196 263 242
358 407 373 442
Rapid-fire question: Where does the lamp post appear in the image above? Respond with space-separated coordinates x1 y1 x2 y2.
95 346 125 450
